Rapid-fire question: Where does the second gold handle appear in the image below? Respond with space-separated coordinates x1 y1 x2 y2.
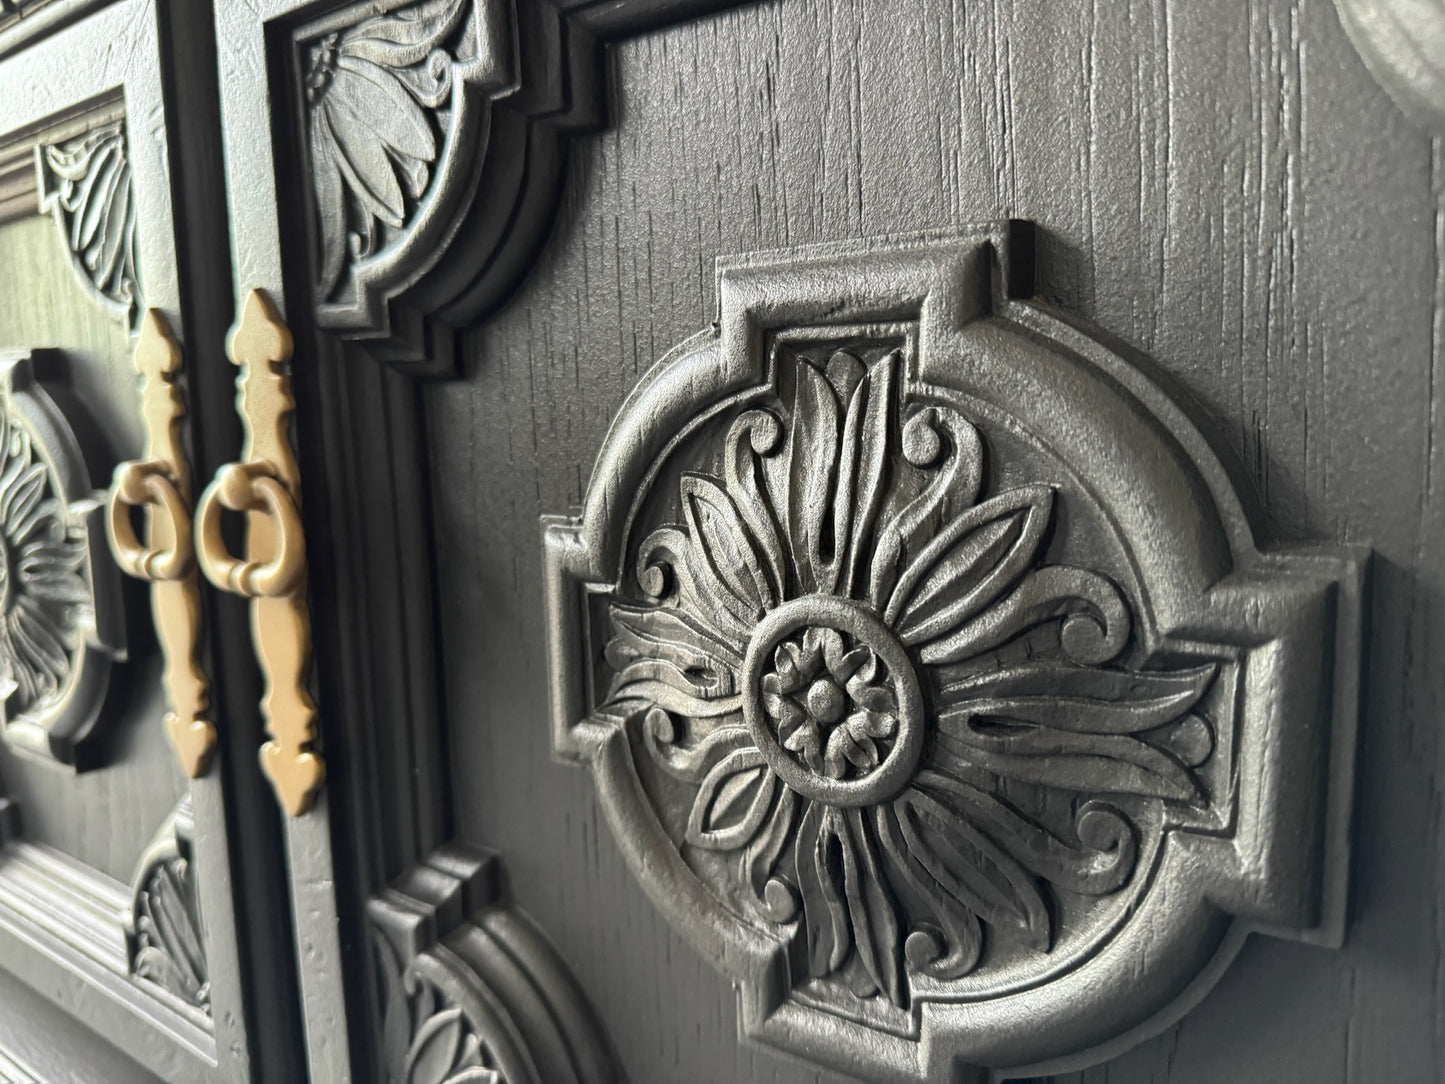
196 290 322 817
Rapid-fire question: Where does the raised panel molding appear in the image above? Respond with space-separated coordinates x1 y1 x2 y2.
0 795 214 1060
368 843 619 1084
540 227 1367 1080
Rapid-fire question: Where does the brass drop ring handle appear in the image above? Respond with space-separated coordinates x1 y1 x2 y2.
196 461 306 599
107 459 194 581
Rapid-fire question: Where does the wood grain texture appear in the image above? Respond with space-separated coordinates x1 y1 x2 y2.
422 0 1439 1080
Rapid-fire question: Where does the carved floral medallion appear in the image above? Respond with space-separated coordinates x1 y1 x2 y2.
543 230 1364 1079
0 354 120 766
601 344 1220 1007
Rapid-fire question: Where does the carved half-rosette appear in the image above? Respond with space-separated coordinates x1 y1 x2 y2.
291 0 601 372
0 352 122 767
368 844 619 1084
541 228 1366 1079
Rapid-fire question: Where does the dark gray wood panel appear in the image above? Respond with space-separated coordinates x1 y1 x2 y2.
423 0 1440 1080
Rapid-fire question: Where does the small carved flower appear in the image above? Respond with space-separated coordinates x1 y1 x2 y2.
605 347 1218 1008
762 628 898 781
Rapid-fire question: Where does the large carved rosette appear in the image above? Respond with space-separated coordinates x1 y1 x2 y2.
601 339 1228 1016
543 230 1363 1079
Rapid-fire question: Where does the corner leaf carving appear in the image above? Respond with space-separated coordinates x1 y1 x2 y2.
304 0 469 301
289 0 606 372
37 119 139 321
368 844 617 1084
127 798 209 1015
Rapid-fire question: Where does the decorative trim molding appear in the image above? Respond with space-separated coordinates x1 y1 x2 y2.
0 0 113 61
368 844 620 1084
0 351 123 768
126 797 209 1018
540 227 1366 1079
36 115 139 323
1334 0 1445 132
0 826 213 1057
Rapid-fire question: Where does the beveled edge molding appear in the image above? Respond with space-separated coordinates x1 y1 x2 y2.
367 842 620 1084
1334 0 1445 132
196 290 321 816
0 349 125 768
108 310 216 778
0 0 116 60
0 807 215 1064
539 226 1367 1080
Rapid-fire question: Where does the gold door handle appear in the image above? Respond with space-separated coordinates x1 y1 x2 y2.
106 311 215 778
196 463 305 597
196 289 322 817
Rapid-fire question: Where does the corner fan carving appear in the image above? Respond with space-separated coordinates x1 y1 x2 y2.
127 798 208 1016
291 0 599 371
37 118 139 322
304 0 468 303
0 353 120 766
542 230 1365 1079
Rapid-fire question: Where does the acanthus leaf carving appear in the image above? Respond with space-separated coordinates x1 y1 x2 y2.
126 797 209 1016
541 228 1366 1080
36 118 140 322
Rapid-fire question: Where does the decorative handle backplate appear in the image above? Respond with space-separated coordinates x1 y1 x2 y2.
196 290 322 817
106 311 214 779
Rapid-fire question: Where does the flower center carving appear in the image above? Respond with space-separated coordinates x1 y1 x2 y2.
744 597 924 806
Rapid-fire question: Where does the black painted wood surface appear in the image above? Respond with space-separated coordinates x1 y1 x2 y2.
418 1 1442 1080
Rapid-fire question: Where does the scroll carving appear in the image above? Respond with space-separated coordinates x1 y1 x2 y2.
126 798 209 1016
0 352 122 767
368 844 619 1084
36 118 139 322
541 229 1366 1078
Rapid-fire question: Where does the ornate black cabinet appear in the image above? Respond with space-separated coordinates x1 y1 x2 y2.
1 0 1442 1082
0 1 303 1081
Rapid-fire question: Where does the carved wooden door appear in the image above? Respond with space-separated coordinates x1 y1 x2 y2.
0 2 306 1081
